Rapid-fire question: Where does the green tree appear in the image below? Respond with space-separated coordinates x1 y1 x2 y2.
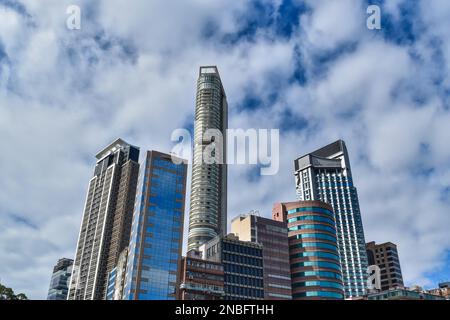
0 282 28 300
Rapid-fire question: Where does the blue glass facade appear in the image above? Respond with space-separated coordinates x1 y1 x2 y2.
123 151 187 300
273 201 344 300
47 258 73 300
106 268 116 300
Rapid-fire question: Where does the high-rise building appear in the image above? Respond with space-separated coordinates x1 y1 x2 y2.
123 151 187 300
47 258 73 300
294 140 368 298
188 66 228 252
231 213 292 300
68 139 140 300
273 201 344 300
201 234 264 300
366 241 404 291
179 250 225 300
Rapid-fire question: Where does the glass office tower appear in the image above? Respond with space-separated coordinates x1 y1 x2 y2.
47 258 73 300
294 140 368 298
188 66 228 252
273 201 344 300
123 151 187 300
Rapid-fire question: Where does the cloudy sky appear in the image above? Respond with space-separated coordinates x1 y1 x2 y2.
1 0 450 299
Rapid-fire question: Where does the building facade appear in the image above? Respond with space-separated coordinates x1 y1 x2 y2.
231 213 292 300
179 250 224 300
201 234 264 300
106 248 128 300
123 151 187 300
47 258 73 300
368 287 445 300
188 66 228 252
366 241 404 291
428 282 450 300
273 201 344 300
294 140 368 298
68 139 140 300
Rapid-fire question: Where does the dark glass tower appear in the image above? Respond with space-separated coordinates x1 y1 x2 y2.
201 234 264 300
123 151 187 300
47 258 73 300
188 66 228 252
294 140 368 298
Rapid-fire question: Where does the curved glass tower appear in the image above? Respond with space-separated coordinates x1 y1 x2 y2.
188 66 228 252
273 201 344 300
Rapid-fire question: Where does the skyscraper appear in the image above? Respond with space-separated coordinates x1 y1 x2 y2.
188 66 228 252
231 213 292 300
68 139 140 300
273 201 344 300
47 258 73 300
122 151 187 300
366 241 404 291
294 140 368 298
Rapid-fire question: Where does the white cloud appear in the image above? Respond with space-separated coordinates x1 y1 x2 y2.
0 0 449 299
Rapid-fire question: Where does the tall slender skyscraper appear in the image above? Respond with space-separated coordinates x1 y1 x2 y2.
294 140 368 298
122 151 187 300
188 66 228 252
68 139 140 300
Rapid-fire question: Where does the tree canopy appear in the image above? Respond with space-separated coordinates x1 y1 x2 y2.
0 282 28 300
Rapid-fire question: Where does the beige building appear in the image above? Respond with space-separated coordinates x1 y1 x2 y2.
231 212 292 300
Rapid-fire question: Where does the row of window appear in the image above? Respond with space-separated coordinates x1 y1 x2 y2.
293 233 336 242
290 251 340 261
224 264 263 277
287 207 333 216
292 270 342 280
225 275 263 287
292 281 343 290
289 224 336 234
290 241 338 252
225 286 264 298
223 253 262 267
288 215 335 225
293 291 344 299
222 242 262 257
291 261 341 271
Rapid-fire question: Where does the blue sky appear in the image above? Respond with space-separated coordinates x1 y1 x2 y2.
0 0 450 298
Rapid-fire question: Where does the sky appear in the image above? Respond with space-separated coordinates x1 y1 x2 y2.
0 0 449 299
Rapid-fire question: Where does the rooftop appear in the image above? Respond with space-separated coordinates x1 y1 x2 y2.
95 138 139 160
